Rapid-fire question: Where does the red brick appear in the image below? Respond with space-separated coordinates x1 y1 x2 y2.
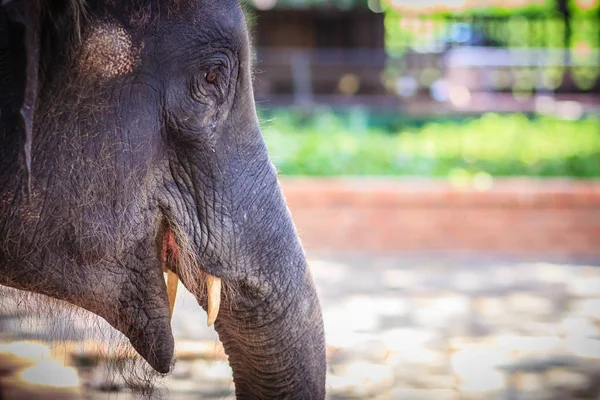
282 178 600 256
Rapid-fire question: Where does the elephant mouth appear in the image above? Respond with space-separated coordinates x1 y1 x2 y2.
159 225 222 326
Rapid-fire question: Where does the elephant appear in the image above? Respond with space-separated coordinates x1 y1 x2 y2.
0 0 326 398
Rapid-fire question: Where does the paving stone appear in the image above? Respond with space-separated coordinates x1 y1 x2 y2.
561 316 599 338
383 388 458 400
387 349 449 376
546 368 590 390
0 340 52 361
170 360 194 380
88 361 128 392
3 255 600 399
473 297 506 319
381 269 421 289
0 317 50 339
451 343 507 393
567 272 600 297
493 334 564 358
507 292 555 317
323 302 379 335
2 377 82 400
162 373 234 399
381 328 438 352
325 330 378 349
487 265 520 289
513 372 545 393
498 355 582 376
408 373 456 390
189 360 233 384
351 339 389 363
572 298 600 320
174 339 227 361
327 362 395 399
0 341 82 399
518 321 562 337
531 263 573 285
328 342 389 367
566 337 600 359
452 270 485 292
412 294 471 329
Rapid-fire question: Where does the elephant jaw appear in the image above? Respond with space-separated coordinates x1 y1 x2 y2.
160 226 221 326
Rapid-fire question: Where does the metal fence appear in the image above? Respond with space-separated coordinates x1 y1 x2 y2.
252 14 600 114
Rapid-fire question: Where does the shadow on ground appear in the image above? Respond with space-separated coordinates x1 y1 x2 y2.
1 253 600 399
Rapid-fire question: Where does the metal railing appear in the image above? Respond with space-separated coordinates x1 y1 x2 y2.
252 13 600 112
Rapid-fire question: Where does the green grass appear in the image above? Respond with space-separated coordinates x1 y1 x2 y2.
260 110 600 179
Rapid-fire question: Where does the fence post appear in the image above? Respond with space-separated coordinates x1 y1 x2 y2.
291 51 313 110
557 0 572 67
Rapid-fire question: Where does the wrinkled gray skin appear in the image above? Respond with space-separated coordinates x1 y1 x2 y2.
0 0 326 398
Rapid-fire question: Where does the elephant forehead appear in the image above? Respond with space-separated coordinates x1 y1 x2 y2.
78 23 142 79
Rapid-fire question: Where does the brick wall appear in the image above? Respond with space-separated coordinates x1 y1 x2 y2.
280 178 600 258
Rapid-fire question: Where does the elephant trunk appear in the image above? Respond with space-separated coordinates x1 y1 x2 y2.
162 130 328 397
163 189 327 397
167 202 327 396
213 257 326 399
205 168 326 398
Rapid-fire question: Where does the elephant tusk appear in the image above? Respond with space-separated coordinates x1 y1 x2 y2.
206 275 221 326
166 269 178 319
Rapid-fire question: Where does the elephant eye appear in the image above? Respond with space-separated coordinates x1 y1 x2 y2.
190 65 227 103
205 70 218 85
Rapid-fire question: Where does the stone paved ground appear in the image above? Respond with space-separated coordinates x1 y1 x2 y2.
1 253 600 399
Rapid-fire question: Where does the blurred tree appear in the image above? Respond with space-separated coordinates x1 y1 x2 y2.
381 0 598 91
248 0 374 10
567 0 600 88
247 0 597 93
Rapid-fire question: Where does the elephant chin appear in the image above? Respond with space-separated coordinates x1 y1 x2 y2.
103 226 180 375
128 318 175 375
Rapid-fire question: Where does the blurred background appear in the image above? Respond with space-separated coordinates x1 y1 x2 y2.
1 0 599 399
250 0 599 179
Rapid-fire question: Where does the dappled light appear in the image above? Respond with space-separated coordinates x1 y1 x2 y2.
3 256 600 398
19 360 80 388
316 256 600 398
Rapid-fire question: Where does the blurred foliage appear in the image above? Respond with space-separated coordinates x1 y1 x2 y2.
260 109 600 178
570 0 600 15
251 0 598 14
422 2 557 18
383 0 599 46
248 0 372 9
383 8 598 51
383 0 599 90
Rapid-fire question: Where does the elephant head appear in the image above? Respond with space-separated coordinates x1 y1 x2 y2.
0 0 326 398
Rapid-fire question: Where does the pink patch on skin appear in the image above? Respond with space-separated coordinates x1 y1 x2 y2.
161 227 180 272
78 23 142 79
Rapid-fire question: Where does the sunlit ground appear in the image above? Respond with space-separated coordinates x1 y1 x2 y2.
1 254 600 399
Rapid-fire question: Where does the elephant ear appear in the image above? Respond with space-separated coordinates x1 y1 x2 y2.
2 0 40 196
